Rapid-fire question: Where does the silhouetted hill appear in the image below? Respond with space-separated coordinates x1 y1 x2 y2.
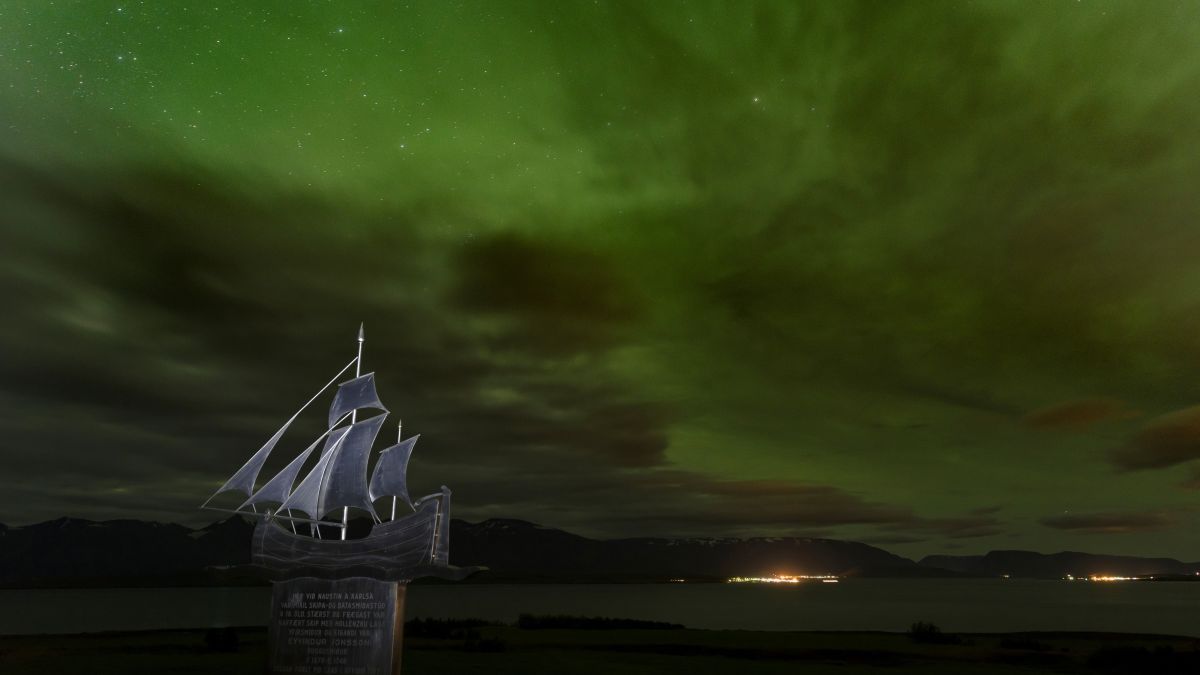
0 516 935 586
6 516 1194 586
448 519 935 580
0 516 254 586
920 550 1200 579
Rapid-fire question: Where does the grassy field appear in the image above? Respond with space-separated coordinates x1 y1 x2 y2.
1 624 1197 674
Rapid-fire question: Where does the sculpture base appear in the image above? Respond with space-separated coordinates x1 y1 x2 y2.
268 576 406 675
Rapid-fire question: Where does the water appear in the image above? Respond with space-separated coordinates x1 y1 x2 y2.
0 580 1196 636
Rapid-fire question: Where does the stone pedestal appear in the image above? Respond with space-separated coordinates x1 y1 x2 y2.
268 577 407 675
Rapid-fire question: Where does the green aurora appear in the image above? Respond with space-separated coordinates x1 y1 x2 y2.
3 1 1200 559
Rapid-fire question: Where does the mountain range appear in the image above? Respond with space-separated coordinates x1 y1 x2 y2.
920 550 1200 579
0 516 1196 587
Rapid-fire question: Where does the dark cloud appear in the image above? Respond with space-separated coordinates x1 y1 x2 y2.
458 467 1008 541
860 535 927 546
4 2 1200 558
1110 406 1200 471
416 460 937 539
879 514 1005 540
475 468 907 535
1039 511 1175 534
634 471 912 529
0 150 671 525
450 233 641 354
1026 398 1136 430
419 391 672 470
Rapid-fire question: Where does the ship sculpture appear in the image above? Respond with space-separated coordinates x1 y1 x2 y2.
202 326 480 581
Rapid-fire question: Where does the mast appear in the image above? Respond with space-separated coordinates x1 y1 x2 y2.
342 323 364 540
393 421 401 520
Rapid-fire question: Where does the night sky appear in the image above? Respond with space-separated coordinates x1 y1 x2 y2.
3 1 1200 560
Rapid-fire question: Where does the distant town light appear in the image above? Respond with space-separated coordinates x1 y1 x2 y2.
1064 574 1149 582
727 574 839 584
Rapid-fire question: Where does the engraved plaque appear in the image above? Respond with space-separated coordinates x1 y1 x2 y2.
268 576 405 675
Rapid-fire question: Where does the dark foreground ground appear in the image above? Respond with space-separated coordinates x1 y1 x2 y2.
1 625 1197 675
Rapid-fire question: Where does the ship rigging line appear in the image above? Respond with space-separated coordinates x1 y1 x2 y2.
200 356 359 509
294 356 361 428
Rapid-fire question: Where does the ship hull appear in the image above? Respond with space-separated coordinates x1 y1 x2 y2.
253 500 470 581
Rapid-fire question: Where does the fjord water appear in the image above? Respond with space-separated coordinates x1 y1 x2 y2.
0 580 1196 636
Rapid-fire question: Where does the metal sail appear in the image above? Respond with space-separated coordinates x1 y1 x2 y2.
237 437 321 511
368 435 420 508
328 373 386 427
317 422 349 458
200 357 357 508
204 419 292 503
320 412 388 519
278 426 350 518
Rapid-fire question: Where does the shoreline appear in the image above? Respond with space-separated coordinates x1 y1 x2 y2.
1 625 1197 674
4 581 1198 638
4 625 1198 640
